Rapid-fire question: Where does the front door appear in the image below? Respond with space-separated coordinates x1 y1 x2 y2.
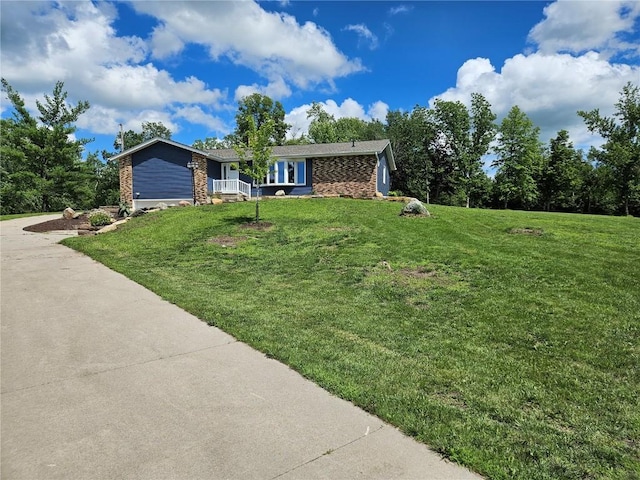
222 163 239 181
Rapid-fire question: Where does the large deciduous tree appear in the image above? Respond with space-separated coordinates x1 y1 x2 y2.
1 79 93 213
234 93 289 146
192 137 233 150
539 130 589 212
493 106 544 209
386 107 436 202
579 82 640 216
307 102 386 144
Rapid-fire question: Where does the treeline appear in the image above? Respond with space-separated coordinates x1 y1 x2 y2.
2 79 638 216
278 85 638 216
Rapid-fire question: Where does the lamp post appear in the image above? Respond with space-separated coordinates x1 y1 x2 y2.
186 160 197 205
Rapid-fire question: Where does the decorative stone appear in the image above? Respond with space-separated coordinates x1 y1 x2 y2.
155 202 168 210
375 191 384 198
212 198 224 205
275 189 286 196
62 207 75 219
400 198 430 217
97 223 118 234
178 200 192 207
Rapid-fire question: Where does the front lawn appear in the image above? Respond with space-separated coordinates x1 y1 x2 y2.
62 199 639 479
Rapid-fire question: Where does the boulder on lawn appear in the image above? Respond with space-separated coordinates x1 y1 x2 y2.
275 189 286 197
400 198 430 217
62 207 75 219
154 202 168 210
178 200 192 207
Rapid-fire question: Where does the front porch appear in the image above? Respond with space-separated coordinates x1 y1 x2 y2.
211 179 252 199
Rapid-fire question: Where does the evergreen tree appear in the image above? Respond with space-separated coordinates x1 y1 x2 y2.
1 79 92 213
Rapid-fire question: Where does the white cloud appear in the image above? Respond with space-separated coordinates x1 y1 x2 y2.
428 0 640 159
368 101 389 122
234 77 292 102
528 0 640 57
133 1 364 91
0 1 229 137
75 105 178 137
344 24 379 50
388 5 413 16
431 52 639 148
174 106 228 133
285 98 389 139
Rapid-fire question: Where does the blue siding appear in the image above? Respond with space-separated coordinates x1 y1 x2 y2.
376 152 390 196
132 143 192 199
207 159 221 190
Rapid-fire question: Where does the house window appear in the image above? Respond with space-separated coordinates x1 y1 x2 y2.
261 160 306 186
382 165 387 184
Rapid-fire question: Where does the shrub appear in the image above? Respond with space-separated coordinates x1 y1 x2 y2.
118 202 131 218
89 209 112 227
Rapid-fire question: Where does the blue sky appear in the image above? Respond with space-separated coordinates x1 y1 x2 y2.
2 1 639 159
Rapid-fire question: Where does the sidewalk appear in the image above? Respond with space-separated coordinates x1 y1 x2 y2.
1 215 481 479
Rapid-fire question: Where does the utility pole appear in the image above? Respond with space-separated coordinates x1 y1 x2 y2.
119 123 125 153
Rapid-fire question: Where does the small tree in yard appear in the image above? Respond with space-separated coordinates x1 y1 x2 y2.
233 117 276 223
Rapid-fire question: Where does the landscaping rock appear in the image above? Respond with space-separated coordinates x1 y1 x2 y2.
155 202 168 210
178 200 191 207
97 223 118 234
400 198 430 217
275 189 286 196
212 198 224 205
62 207 75 219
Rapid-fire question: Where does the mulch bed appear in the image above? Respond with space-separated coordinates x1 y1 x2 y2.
23 214 91 233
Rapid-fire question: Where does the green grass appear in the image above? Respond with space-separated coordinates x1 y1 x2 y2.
62 199 640 479
0 212 56 221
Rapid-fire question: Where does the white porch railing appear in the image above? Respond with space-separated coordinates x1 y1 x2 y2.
212 179 251 198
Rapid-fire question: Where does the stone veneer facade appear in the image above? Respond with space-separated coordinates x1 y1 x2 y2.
312 155 377 197
119 155 133 206
191 153 208 205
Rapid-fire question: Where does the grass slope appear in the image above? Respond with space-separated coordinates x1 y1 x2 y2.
63 199 640 479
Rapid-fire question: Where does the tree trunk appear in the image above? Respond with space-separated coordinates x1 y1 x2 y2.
255 186 260 223
466 195 470 208
624 196 629 216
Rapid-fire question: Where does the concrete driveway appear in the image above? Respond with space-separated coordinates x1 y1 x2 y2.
1 215 481 480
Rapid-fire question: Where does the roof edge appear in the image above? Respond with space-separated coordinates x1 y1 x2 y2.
109 137 210 161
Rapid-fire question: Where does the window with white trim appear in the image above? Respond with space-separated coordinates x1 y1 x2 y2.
261 160 306 186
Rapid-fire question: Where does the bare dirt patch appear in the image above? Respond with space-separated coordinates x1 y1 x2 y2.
509 227 544 236
398 267 440 279
207 235 248 247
